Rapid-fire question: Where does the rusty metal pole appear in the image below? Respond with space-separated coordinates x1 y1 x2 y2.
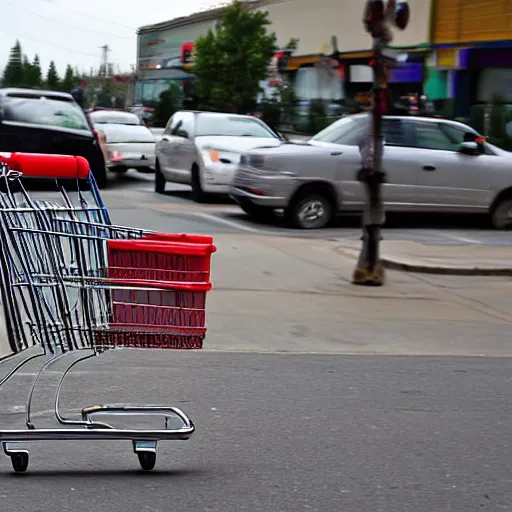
351 0 409 286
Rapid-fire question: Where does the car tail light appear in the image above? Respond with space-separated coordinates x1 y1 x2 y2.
111 151 123 162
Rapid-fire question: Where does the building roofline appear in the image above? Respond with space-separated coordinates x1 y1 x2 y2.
137 1 266 34
137 6 226 34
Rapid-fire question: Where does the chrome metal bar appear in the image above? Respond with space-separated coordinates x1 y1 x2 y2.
0 426 194 442
54 352 110 429
82 406 193 429
25 352 68 429
0 350 45 389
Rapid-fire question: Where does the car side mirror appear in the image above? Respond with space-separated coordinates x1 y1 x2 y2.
458 141 480 155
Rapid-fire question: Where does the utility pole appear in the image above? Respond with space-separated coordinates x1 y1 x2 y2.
332 1 410 286
99 44 111 77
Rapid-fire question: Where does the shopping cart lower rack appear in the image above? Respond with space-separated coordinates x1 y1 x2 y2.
0 153 216 472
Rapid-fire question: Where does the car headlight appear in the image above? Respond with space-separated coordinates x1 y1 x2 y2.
201 148 237 165
246 154 285 173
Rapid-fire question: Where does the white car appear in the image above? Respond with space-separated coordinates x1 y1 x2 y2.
231 114 512 229
89 110 156 174
154 111 282 201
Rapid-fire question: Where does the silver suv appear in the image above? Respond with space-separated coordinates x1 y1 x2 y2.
230 114 512 229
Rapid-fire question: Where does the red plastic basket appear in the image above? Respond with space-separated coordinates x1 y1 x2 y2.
100 237 215 350
107 238 216 283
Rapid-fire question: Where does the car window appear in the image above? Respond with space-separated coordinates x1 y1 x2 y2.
196 114 276 138
90 111 141 125
180 113 195 137
2 93 90 131
412 121 458 151
312 116 364 144
166 113 183 136
163 114 175 135
382 119 407 147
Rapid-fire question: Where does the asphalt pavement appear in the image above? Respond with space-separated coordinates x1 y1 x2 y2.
100 171 512 247
1 352 510 511
0 170 510 511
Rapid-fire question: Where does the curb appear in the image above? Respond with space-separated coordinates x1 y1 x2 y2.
334 245 512 277
380 258 512 277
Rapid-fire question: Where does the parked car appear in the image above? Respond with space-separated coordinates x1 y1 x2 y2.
0 88 107 187
230 114 512 229
89 110 156 174
154 110 282 201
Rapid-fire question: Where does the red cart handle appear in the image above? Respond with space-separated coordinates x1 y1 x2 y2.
2 153 90 179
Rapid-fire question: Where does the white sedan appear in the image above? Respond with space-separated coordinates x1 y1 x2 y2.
89 110 156 174
154 111 282 201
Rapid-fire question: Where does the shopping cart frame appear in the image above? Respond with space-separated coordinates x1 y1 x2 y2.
0 153 214 473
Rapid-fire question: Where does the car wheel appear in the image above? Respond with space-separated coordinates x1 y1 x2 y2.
491 196 512 229
94 168 107 189
285 191 333 229
191 165 206 203
155 161 166 194
239 199 274 220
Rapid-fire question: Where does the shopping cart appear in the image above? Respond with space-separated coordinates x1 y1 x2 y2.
0 153 216 472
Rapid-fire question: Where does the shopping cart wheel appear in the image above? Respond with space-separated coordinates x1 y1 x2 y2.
137 452 156 471
10 452 29 473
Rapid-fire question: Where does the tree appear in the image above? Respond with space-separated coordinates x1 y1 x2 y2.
2 40 23 87
193 1 277 113
22 55 32 87
29 54 42 88
20 54 42 88
61 64 75 92
46 60 60 90
154 83 183 127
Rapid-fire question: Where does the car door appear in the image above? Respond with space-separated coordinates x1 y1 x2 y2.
172 112 197 183
327 115 418 210
408 120 494 209
380 117 420 207
158 113 182 178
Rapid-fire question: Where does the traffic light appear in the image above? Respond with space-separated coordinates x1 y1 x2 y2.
274 50 292 73
181 42 195 65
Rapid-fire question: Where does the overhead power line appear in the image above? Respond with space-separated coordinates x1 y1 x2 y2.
0 21 102 59
2 0 133 39
39 0 137 31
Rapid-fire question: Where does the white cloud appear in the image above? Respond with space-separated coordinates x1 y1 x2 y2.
0 0 231 76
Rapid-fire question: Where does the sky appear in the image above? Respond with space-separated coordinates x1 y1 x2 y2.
0 0 231 76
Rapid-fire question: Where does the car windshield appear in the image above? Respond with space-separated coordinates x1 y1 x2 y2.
2 93 90 131
196 114 277 138
311 116 364 143
91 112 141 125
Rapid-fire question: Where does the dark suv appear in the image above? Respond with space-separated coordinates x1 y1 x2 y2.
0 88 107 187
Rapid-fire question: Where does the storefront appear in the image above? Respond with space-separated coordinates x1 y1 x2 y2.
427 0 512 115
262 0 433 103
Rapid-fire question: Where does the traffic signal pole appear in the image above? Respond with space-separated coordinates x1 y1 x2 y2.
332 0 409 286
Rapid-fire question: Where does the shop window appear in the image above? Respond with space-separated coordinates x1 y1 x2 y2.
294 66 344 101
477 68 512 103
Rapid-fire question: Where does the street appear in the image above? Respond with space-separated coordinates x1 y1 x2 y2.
0 171 511 511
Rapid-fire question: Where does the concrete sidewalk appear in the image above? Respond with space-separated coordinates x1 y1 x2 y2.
336 239 512 276
205 234 512 356
1 234 512 358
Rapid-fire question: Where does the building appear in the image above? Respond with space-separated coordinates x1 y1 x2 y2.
135 0 433 106
263 0 432 104
135 7 225 105
426 0 512 116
